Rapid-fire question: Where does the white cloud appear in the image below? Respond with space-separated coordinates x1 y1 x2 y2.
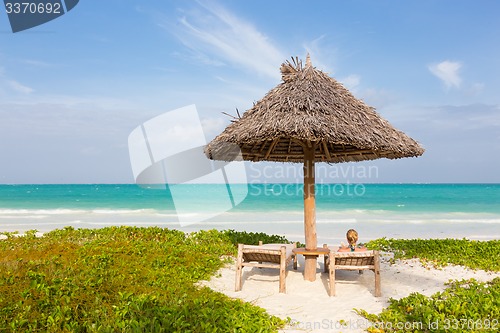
428 60 462 89
340 74 361 91
0 68 34 95
7 80 34 94
358 88 397 109
201 117 225 138
302 35 336 73
22 59 56 68
467 82 485 96
165 1 285 79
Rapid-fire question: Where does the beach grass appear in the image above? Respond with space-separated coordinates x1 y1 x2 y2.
361 238 500 332
366 238 500 271
1 228 499 332
0 227 287 332
356 278 500 333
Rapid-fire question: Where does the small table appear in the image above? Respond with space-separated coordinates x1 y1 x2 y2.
292 246 330 272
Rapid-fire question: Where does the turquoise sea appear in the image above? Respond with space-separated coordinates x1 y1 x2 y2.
1 184 499 243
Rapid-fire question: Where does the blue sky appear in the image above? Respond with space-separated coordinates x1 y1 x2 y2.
1 0 499 184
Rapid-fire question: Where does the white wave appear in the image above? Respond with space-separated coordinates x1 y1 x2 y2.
0 221 72 227
83 221 180 226
468 235 500 239
0 209 88 215
90 209 160 215
316 219 357 224
0 215 47 219
0 208 175 216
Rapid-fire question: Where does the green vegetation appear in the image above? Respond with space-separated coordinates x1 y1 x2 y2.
360 238 500 332
3 231 499 332
222 229 292 247
356 278 500 333
366 238 500 271
0 227 287 332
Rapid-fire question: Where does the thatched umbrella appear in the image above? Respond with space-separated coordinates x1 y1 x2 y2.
205 55 424 281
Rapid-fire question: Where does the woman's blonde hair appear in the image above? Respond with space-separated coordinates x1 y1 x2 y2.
346 229 358 246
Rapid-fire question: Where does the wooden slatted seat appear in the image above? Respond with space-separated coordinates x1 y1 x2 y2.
235 242 296 293
326 250 381 297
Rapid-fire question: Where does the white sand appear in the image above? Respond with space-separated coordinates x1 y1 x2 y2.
202 253 500 333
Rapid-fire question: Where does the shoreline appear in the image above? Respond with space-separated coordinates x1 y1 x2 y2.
1 208 500 242
2 225 500 243
2 223 500 243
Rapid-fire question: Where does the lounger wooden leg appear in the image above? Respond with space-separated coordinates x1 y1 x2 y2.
374 250 381 297
235 244 244 292
323 244 328 273
279 246 286 293
257 241 264 267
329 252 336 296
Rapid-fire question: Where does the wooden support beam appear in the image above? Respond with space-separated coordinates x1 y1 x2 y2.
322 141 332 160
291 138 307 149
303 142 317 282
258 144 267 154
264 138 279 159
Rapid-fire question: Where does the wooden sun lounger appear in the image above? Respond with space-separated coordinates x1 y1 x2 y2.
235 242 297 293
326 250 381 297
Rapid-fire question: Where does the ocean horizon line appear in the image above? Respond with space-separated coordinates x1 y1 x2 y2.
2 182 500 186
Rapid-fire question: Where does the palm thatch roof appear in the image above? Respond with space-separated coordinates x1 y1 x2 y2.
205 56 424 163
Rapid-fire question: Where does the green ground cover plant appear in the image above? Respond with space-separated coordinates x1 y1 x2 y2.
360 238 500 332
366 238 500 271
356 278 500 333
3 231 499 332
222 229 292 247
0 227 286 332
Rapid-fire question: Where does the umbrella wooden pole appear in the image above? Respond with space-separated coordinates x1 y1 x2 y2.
303 144 317 281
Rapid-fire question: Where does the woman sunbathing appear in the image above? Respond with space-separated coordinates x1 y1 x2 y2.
338 229 367 252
